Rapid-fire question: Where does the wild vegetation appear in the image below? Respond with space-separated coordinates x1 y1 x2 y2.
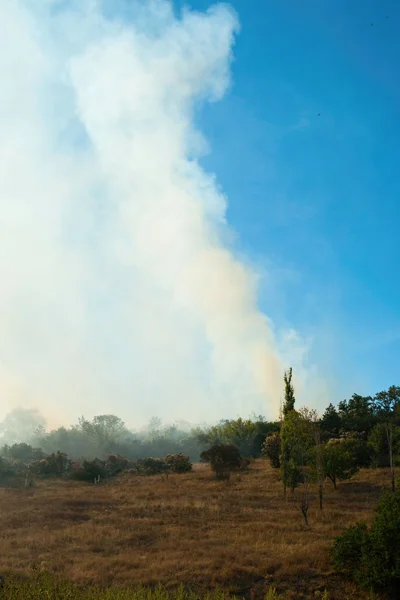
0 375 399 598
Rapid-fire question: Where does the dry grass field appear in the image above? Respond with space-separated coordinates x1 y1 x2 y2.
0 460 393 599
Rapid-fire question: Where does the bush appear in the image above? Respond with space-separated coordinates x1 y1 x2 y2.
262 433 281 468
70 458 108 482
135 457 169 476
0 456 15 478
332 488 400 591
105 454 131 475
31 452 71 477
164 453 192 474
200 444 242 480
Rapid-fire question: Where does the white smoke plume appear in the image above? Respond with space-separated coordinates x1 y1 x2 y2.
0 0 310 428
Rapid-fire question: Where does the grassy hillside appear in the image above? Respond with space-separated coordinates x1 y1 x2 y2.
0 461 393 599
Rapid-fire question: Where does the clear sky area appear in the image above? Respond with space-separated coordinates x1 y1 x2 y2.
184 0 400 399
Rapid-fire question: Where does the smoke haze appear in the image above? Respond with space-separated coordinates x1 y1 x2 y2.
0 0 313 428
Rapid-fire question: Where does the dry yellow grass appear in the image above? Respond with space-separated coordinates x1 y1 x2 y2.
0 461 392 599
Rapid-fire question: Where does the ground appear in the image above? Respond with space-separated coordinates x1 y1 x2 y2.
0 461 393 599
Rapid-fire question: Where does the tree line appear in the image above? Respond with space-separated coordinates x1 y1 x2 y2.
0 379 399 480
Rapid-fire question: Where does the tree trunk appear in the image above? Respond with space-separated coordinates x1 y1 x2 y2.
314 426 324 510
328 474 337 489
318 484 323 510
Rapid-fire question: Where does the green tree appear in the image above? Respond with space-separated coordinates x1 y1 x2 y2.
77 415 128 452
322 440 358 489
282 367 295 416
337 394 376 436
368 422 400 468
320 403 341 437
280 410 314 493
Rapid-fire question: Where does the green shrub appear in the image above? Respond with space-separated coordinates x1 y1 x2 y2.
31 451 71 477
262 433 281 468
105 454 131 475
0 456 15 478
70 458 108 482
200 444 242 480
164 453 192 473
135 457 169 476
332 488 400 591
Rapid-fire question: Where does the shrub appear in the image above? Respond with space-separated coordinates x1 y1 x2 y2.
70 458 108 482
135 457 169 476
31 451 71 477
105 454 131 475
0 456 15 479
164 453 192 474
200 444 242 479
262 433 281 468
332 488 400 591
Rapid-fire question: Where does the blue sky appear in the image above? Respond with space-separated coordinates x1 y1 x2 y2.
170 0 400 401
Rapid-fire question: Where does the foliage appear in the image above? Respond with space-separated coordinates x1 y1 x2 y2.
332 488 400 591
164 453 192 473
70 454 132 481
31 452 71 477
262 433 281 468
0 456 15 478
341 434 372 468
195 417 279 458
337 394 376 436
200 444 242 479
105 453 131 475
280 410 315 492
320 403 341 437
70 458 109 482
322 440 358 489
0 443 45 461
77 415 129 451
135 457 169 476
282 367 295 416
369 423 400 467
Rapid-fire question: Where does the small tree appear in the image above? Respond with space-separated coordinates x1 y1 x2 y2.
323 440 358 489
280 410 314 494
200 444 242 480
262 433 281 468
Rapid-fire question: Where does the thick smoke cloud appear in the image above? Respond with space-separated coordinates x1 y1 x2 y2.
0 0 311 427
